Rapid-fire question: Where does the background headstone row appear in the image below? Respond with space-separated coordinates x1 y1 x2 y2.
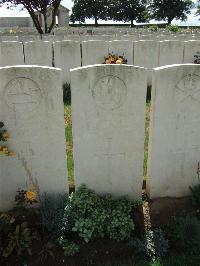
1 40 200 84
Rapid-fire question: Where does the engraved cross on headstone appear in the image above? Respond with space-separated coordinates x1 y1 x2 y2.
176 74 200 104
95 138 125 180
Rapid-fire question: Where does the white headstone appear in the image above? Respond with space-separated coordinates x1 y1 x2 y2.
71 64 147 199
0 42 24 67
0 66 67 211
41 35 55 42
134 40 159 68
53 40 81 84
159 41 184 66
82 41 109 66
108 40 134 65
20 35 41 43
24 41 53 66
147 64 200 198
183 40 200 64
1 36 19 42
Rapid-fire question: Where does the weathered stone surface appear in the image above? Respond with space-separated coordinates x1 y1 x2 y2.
183 40 200 64
1 36 19 42
134 40 159 68
82 41 109 66
53 40 81 84
108 40 134 65
134 40 159 85
24 41 53 66
147 64 200 198
0 66 67 211
159 41 184 66
0 42 24 67
71 64 147 200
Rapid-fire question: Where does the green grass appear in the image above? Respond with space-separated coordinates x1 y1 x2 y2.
64 104 74 187
143 101 151 178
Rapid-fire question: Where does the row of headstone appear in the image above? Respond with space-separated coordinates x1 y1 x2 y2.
52 26 200 38
1 40 200 85
1 33 200 43
0 63 199 211
71 64 200 201
41 34 200 42
56 39 189 86
82 40 200 70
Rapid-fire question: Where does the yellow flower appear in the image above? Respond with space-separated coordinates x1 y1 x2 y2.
2 132 10 139
25 190 37 203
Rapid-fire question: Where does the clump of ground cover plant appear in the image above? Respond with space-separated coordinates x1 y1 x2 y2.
54 185 138 257
36 185 138 257
0 187 38 258
130 228 169 259
169 215 200 254
60 185 137 243
1 181 200 265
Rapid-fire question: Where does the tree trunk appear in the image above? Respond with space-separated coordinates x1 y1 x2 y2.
29 12 44 34
95 17 98 27
43 13 48 34
131 19 134 28
48 7 58 33
167 17 173 25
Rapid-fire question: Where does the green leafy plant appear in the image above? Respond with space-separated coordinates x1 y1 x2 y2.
166 25 180 32
105 197 134 241
62 185 135 242
170 216 200 253
148 25 159 32
190 184 200 207
190 162 200 207
37 242 56 264
130 228 169 259
40 193 67 237
57 236 79 257
0 214 32 258
145 229 169 258
3 223 31 257
163 253 200 266
150 259 163 266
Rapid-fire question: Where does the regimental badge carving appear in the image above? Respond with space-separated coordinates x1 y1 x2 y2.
4 77 42 114
92 75 127 110
175 74 200 104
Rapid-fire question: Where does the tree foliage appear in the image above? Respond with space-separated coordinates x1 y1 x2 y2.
0 0 62 34
196 5 200 18
150 0 194 24
110 0 149 27
71 0 110 26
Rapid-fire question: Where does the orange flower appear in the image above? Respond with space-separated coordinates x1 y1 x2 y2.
25 190 37 203
2 132 10 139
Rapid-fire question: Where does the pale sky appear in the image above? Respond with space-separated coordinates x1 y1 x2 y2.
0 0 73 17
0 0 199 26
62 0 73 10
